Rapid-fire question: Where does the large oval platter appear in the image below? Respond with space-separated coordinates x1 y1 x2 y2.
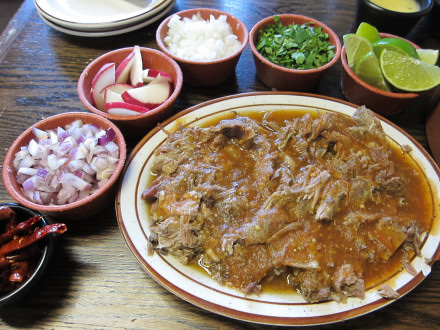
116 92 440 326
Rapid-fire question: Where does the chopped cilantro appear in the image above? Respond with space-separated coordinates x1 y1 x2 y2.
256 15 336 70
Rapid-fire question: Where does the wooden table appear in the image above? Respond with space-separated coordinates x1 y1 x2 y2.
0 0 439 328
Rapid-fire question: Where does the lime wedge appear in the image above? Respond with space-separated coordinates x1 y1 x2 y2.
380 49 440 92
356 22 380 43
343 34 374 68
354 51 391 91
372 37 419 59
416 49 439 65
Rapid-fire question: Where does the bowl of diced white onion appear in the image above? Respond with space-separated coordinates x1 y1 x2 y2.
2 112 126 221
156 8 249 87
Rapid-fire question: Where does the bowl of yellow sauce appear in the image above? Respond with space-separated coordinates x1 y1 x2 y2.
355 0 433 36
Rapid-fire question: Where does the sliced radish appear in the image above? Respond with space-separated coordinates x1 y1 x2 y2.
99 83 133 112
88 46 175 116
102 83 133 95
115 51 135 84
142 69 173 83
130 45 143 87
122 79 171 108
90 62 116 111
106 102 151 116
104 89 124 105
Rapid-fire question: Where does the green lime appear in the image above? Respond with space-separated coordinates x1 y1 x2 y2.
356 22 380 43
372 37 419 59
343 34 374 68
416 49 439 65
380 49 440 92
354 51 391 91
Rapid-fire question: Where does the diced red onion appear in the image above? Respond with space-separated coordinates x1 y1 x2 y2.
98 128 116 146
32 127 48 140
13 119 120 205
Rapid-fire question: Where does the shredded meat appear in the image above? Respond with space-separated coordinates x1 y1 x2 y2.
143 106 430 303
378 284 400 299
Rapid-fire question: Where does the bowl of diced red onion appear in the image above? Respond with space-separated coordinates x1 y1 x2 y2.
156 8 249 87
78 46 183 138
2 112 126 221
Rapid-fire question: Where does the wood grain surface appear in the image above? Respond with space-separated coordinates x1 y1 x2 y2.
0 0 439 328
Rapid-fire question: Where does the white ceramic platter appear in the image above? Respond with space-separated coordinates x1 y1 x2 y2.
36 0 175 37
34 0 169 30
116 92 440 326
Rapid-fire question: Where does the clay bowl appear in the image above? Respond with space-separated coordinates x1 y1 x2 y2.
2 112 126 221
354 0 433 36
340 33 420 116
156 8 249 87
78 46 183 138
249 14 341 92
0 203 54 306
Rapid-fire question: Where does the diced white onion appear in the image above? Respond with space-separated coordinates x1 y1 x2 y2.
13 120 120 205
164 12 241 62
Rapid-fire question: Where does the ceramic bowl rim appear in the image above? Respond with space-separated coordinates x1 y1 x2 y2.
2 112 127 214
77 46 183 122
156 7 249 65
249 14 342 74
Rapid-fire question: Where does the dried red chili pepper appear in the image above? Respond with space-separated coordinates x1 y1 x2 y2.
0 223 67 258
0 205 18 231
9 261 29 283
0 245 41 269
0 215 42 245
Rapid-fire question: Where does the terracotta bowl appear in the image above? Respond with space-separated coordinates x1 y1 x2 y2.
341 33 420 116
249 14 341 92
2 112 126 221
0 203 54 306
78 47 183 138
156 8 249 87
355 0 433 36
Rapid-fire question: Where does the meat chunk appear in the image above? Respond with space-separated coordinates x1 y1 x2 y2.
295 269 331 303
378 283 400 299
315 180 348 221
332 264 365 302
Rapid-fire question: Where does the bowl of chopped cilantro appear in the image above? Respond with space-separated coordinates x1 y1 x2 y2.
249 14 341 91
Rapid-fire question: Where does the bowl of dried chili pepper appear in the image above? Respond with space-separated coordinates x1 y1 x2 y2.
249 14 341 91
0 203 66 306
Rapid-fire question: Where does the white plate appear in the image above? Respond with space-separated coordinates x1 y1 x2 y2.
36 0 175 37
116 92 440 326
35 0 169 30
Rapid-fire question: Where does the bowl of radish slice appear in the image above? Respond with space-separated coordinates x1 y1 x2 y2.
78 46 183 138
2 112 126 221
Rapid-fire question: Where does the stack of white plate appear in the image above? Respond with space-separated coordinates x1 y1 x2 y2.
34 0 176 37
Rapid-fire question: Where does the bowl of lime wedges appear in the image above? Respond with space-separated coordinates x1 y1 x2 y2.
341 22 440 116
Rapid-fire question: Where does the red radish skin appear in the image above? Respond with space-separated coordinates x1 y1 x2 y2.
106 102 152 115
122 82 170 108
100 83 133 111
142 69 173 83
115 51 135 84
91 62 116 111
130 46 144 87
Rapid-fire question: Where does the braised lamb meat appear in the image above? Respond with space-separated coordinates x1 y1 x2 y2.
143 106 430 303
